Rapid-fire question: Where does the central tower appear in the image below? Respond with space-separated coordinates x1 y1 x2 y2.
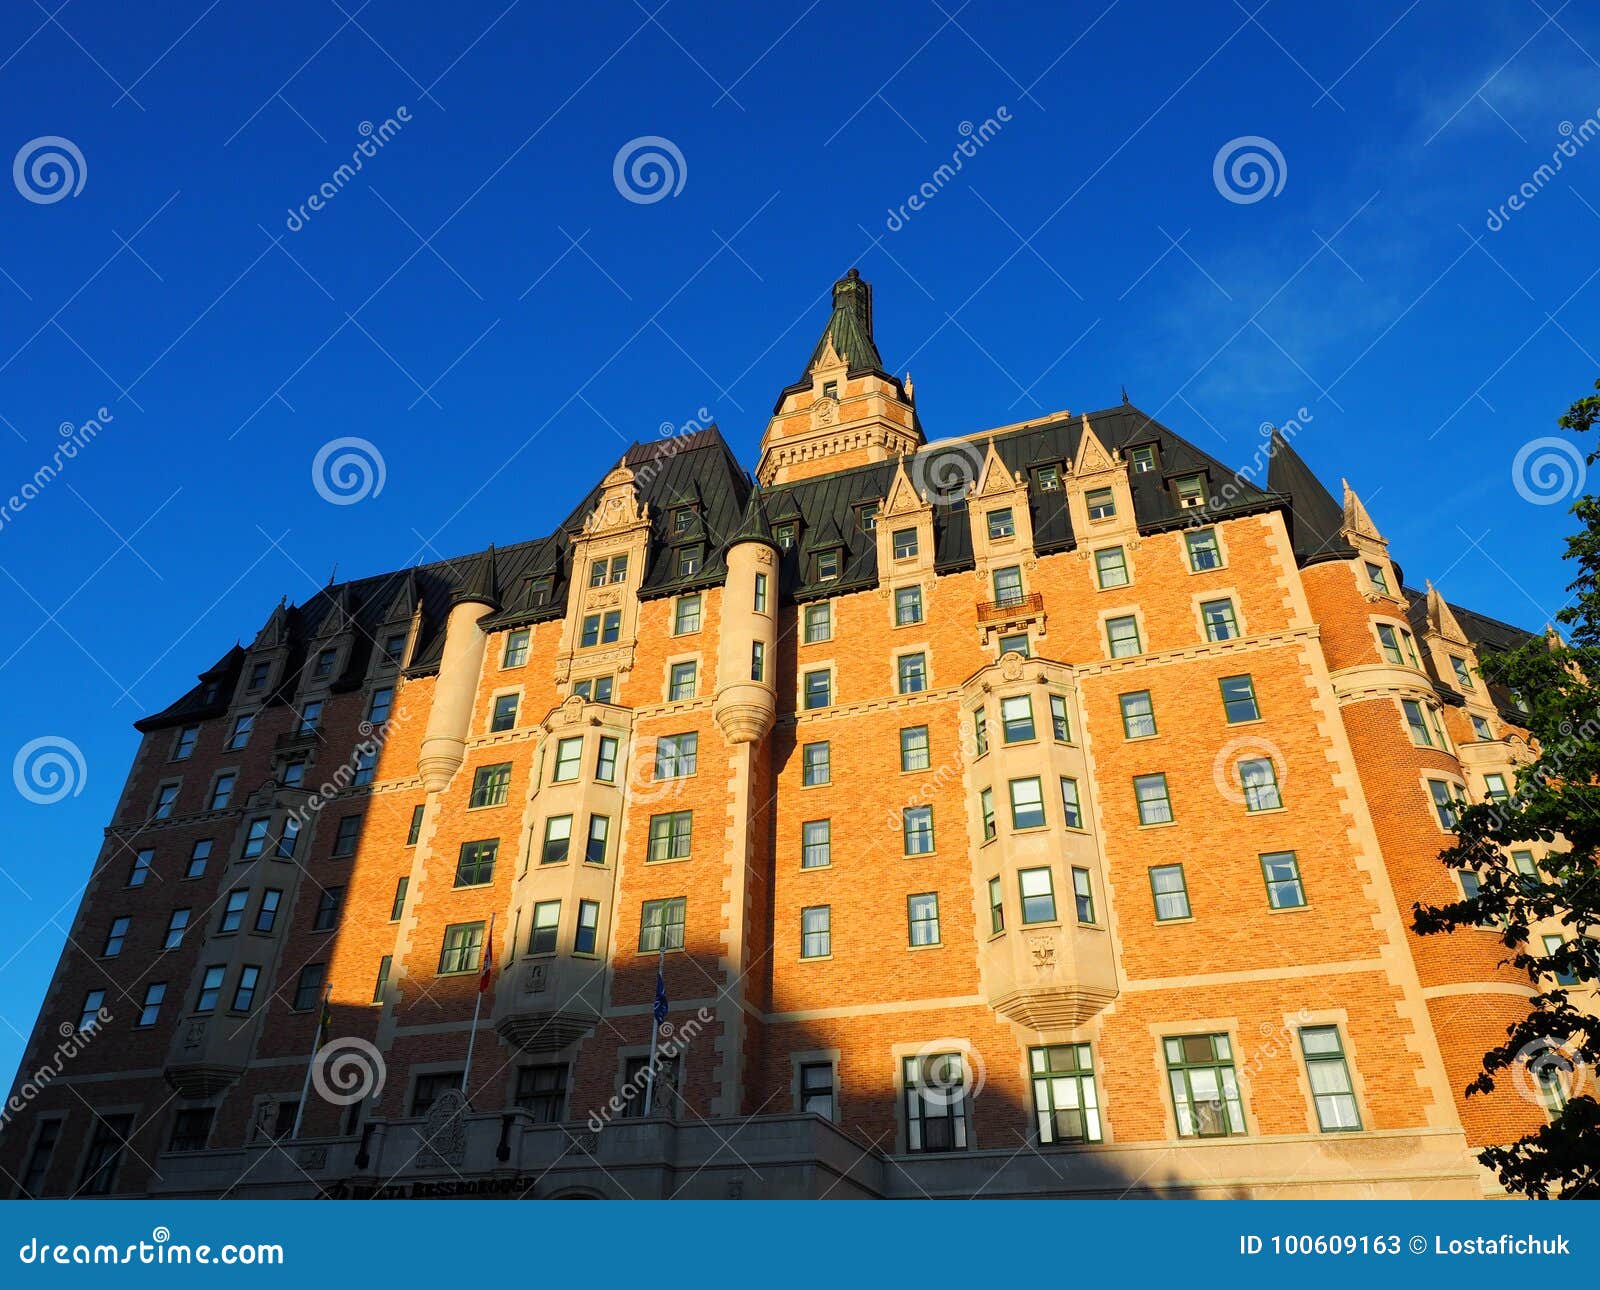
754 268 923 484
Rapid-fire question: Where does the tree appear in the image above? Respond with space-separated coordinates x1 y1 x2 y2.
1412 379 1600 1198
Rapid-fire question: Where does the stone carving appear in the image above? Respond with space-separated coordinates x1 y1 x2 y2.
183 1019 207 1050
522 961 550 995
1028 935 1056 969
563 1129 599 1156
811 398 837 428
415 1088 469 1169
1000 652 1025 681
297 1146 328 1169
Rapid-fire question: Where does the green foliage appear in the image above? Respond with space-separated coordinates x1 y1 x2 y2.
1412 380 1600 1199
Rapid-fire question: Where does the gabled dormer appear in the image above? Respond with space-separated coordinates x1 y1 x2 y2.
971 439 1046 648
767 489 803 557
238 597 291 704
755 269 923 485
556 460 650 687
369 570 420 677
1065 413 1136 542
300 585 354 696
1422 580 1488 704
800 512 847 587
875 456 935 619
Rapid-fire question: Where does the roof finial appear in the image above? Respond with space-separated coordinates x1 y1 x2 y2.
1121 384 1130 406
326 564 337 586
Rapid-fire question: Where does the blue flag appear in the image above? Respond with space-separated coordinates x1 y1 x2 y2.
652 966 668 1025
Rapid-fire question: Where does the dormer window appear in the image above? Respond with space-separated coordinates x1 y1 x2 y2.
521 576 553 607
1364 562 1390 595
247 661 271 691
1128 445 1156 474
1174 475 1206 509
672 507 695 535
822 380 837 399
1086 488 1116 521
313 649 337 679
892 528 918 560
775 523 796 551
382 633 406 664
1033 464 1061 492
589 555 629 587
1450 656 1474 690
855 502 879 533
816 550 841 582
677 547 702 577
987 508 1015 540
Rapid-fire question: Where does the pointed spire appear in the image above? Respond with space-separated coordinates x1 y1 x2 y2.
802 268 885 379
724 486 776 552
1072 412 1116 475
252 596 292 650
1546 623 1565 651
1425 580 1467 643
454 545 501 610
1265 428 1351 565
1121 384 1130 406
883 454 925 514
1341 478 1382 542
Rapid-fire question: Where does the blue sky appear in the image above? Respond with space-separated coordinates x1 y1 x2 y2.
0 0 1597 1083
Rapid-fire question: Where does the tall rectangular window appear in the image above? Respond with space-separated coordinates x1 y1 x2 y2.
639 898 686 951
291 963 323 1012
655 732 698 779
529 901 561 954
1240 758 1282 811
516 1064 570 1122
456 839 499 885
406 803 425 846
219 889 248 933
1072 867 1095 922
902 806 934 855
801 905 831 958
1094 546 1129 588
77 1114 134 1196
226 713 254 750
972 708 988 757
802 741 830 785
373 955 392 1003
897 653 927 694
1086 487 1115 520
173 725 199 760
1299 1027 1361 1131
1201 598 1239 641
209 774 236 811
900 726 930 772
1261 851 1306 908
1134 773 1173 825
137 982 166 1028
803 603 831 642
1106 615 1141 658
1009 777 1046 829
595 735 618 783
1018 867 1056 923
904 1053 966 1151
1364 561 1389 593
540 817 572 865
503 629 530 667
648 811 693 862
101 917 129 958
1000 695 1034 742
989 876 1004 933
674 594 702 634
575 900 600 955
491 693 519 732
1220 674 1259 722
907 892 940 946
668 661 697 701
1120 691 1156 738
801 820 831 869
1428 779 1463 829
800 1063 835 1119
389 877 408 921
1186 528 1221 570
1030 1045 1101 1144
1450 655 1474 689
1059 777 1082 829
754 572 769 613
803 670 832 709
232 965 262 1012
894 586 924 626
987 507 1015 539
892 528 918 560
750 640 765 681
980 787 996 841
185 840 210 879
585 815 610 864
128 849 153 887
1150 864 1191 920
551 739 581 783
1401 698 1433 746
164 908 190 950
1050 695 1071 742
1165 1034 1245 1137
992 565 1023 605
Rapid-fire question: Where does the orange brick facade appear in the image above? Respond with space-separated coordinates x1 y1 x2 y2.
0 274 1560 1200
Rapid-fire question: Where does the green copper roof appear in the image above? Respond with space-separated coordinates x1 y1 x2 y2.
803 268 885 378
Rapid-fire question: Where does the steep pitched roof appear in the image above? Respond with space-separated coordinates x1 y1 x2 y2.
1264 428 1355 564
801 268 885 381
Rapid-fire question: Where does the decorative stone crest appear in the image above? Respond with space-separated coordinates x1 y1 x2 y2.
1027 935 1056 969
415 1088 469 1169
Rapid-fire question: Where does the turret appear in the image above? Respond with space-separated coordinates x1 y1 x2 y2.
418 546 499 793
713 488 779 744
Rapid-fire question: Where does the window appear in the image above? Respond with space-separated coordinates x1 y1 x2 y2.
1402 699 1433 746
1120 691 1156 738
668 661 697 701
1201 598 1239 641
373 954 392 1003
673 506 696 534
1009 777 1046 829
76 989 106 1034
1086 487 1115 520
1376 623 1420 667
775 523 796 551
412 1072 465 1117
281 758 306 789
998 631 1030 657
1261 851 1306 908
574 900 601 954
1512 850 1539 880
1364 561 1390 593
367 686 393 727
195 966 225 1013
1471 714 1493 741
1220 674 1259 722
894 585 923 626
352 747 377 787
180 840 210 880
278 816 301 859
803 669 832 709
677 548 703 577
1241 758 1282 812
1543 934 1580 986
1134 773 1172 825
101 917 129 958
648 811 693 862
992 565 1023 605
1059 777 1082 829
803 603 831 642
1300 1027 1361 1131
296 701 323 736
639 897 686 951
219 889 249 934
551 739 581 783
1095 546 1129 588
137 983 166 1028
1186 528 1221 571
980 787 996 841
972 708 988 757
1449 655 1474 690
801 820 831 869
655 732 698 779
438 922 486 974
750 639 766 683
1000 695 1035 742
988 876 1004 933
529 901 561 954
1165 1034 1245 1137
1151 864 1190 919
312 886 342 931
19 1117 61 1196
226 713 254 750
128 848 153 887
673 594 702 635
241 816 271 859
454 838 496 889
1072 867 1095 923
1483 773 1509 803
503 629 530 667
515 1064 569 1122
1429 779 1464 829
1035 463 1062 491
1173 474 1206 509
903 806 934 855
802 741 830 785
1019 867 1056 923
1125 443 1155 473
799 1062 835 1119
255 888 283 933
908 892 940 946
904 1053 966 1151
331 815 361 857
164 908 190 950
899 726 930 772
209 774 236 811
389 877 409 921
1106 615 1141 658
585 815 610 865
1031 1044 1102 1144
540 818 572 865
77 1114 134 1196
232 965 261 1011
313 648 338 678
490 693 519 732
594 735 618 783
987 508 1015 539
801 905 831 958
815 550 840 581
892 528 919 560
281 962 320 1013
153 784 178 819
248 660 272 690
581 611 621 647
382 632 407 664
897 653 927 694
1040 698 1068 747
172 725 199 760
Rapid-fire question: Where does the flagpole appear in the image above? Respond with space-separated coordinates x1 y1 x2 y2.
291 983 331 1140
644 938 666 1116
461 913 494 1098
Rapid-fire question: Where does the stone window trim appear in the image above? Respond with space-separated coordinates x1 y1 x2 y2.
788 1048 842 1122
1090 542 1133 591
1182 524 1229 574
1420 771 1469 836
1370 615 1424 670
204 767 242 814
67 1101 143 1197
485 685 524 736
151 777 183 819
662 652 703 704
892 645 933 696
890 1039 979 1155
1146 1018 1258 1142
1098 606 1148 662
168 724 201 763
671 592 703 636
1281 1008 1371 1137
1191 586 1246 644
797 661 837 713
501 627 532 670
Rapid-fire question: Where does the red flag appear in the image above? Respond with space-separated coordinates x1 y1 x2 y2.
478 915 496 994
